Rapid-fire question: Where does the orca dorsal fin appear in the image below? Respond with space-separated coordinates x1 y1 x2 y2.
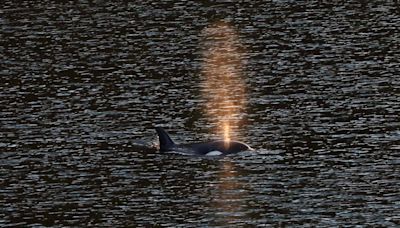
155 127 175 151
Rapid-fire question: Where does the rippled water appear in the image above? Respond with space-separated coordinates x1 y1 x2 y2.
1 1 400 227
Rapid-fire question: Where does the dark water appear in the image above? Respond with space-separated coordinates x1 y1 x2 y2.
1 0 400 227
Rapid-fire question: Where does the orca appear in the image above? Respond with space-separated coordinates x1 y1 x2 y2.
155 127 253 156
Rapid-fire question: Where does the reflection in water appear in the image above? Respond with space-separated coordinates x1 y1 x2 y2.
201 22 250 225
201 22 247 147
211 160 248 225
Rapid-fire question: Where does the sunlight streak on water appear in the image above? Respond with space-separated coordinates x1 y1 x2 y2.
210 160 248 225
201 21 247 146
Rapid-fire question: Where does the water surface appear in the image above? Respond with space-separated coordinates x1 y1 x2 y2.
1 1 400 226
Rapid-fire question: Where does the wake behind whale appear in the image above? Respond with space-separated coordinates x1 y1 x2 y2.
155 127 252 156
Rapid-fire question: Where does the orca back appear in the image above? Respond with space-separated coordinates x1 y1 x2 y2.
155 127 175 151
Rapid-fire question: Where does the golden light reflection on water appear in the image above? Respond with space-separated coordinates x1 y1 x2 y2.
201 21 247 145
211 160 247 225
223 121 231 148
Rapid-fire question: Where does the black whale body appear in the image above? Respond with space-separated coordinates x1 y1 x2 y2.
155 127 252 156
